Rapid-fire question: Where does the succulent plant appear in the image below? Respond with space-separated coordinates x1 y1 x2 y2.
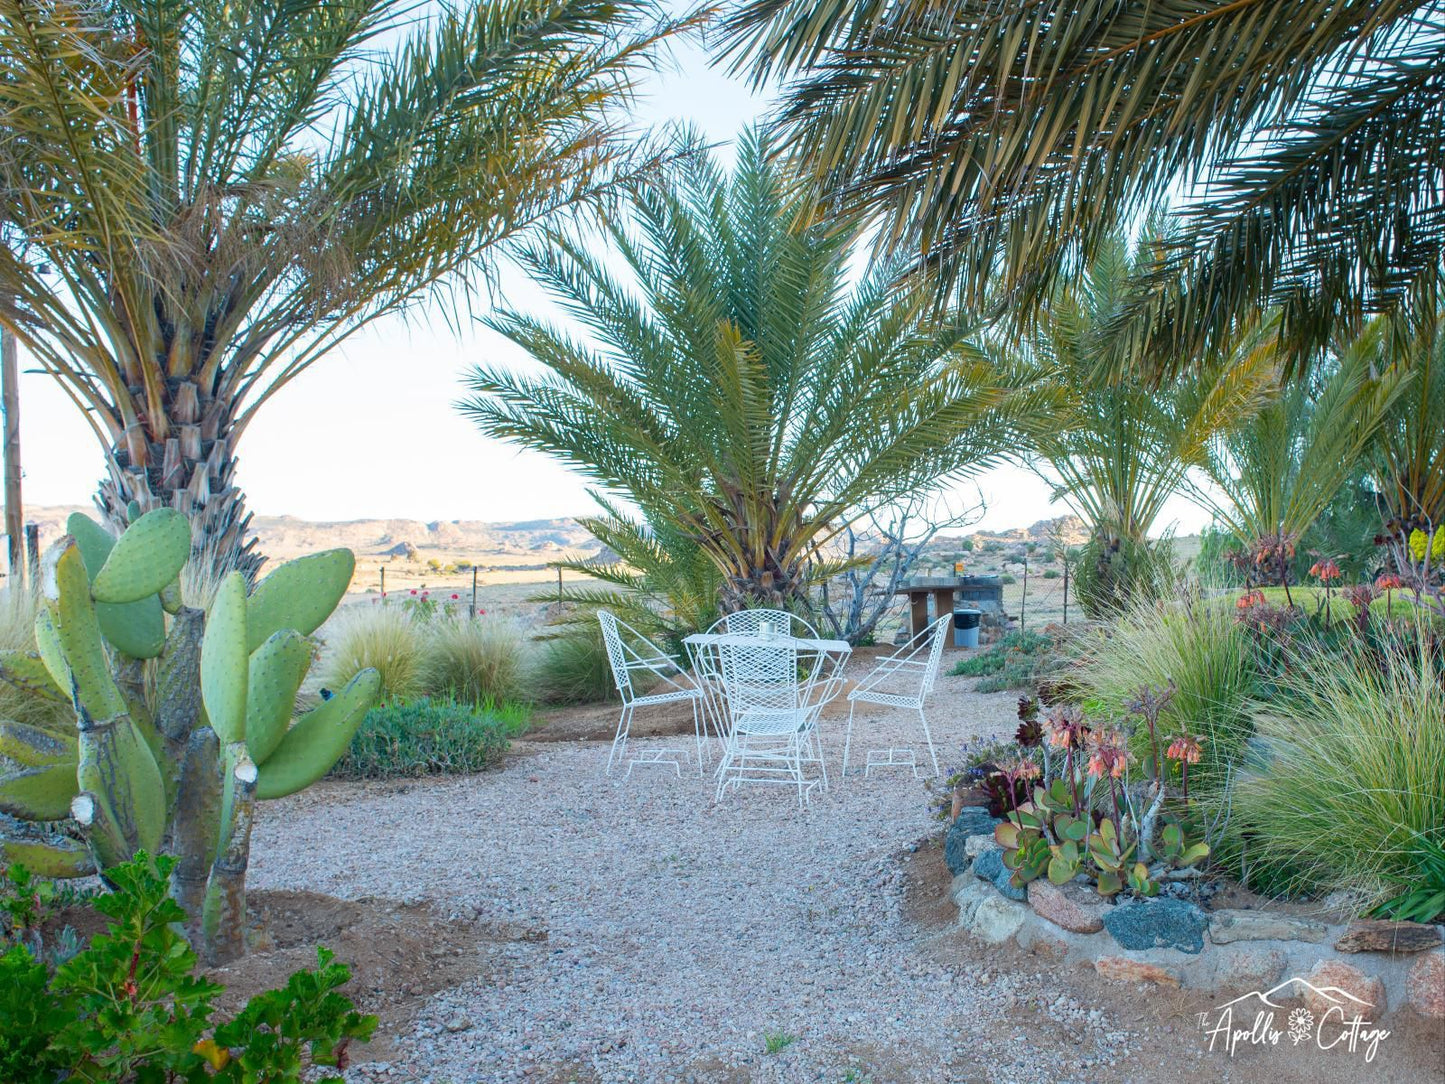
0 510 378 962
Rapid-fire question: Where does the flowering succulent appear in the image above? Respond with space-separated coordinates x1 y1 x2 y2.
1308 557 1342 581
1085 728 1131 779
1376 572 1406 591
1044 705 1089 750
1165 733 1202 765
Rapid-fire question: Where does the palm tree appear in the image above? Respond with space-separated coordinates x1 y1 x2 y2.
722 0 1445 364
0 0 695 577
1191 320 1407 592
1019 230 1276 613
1376 305 1445 528
461 130 1044 612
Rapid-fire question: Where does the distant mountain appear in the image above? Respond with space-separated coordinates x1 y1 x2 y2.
7 506 603 564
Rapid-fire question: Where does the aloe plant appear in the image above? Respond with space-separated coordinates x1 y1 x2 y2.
0 510 378 962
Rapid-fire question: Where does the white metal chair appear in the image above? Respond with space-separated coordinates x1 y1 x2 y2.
598 611 707 777
841 614 952 779
711 634 845 806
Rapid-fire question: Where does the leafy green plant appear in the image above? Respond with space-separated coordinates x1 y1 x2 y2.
1229 622 1445 908
332 698 525 779
0 853 374 1083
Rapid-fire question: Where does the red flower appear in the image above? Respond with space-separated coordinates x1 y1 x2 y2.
410 589 418 596
1375 573 1405 591
1235 589 1266 610
478 608 487 616
1308 558 1342 582
450 593 459 600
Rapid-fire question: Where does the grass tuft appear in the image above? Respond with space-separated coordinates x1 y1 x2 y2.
331 697 529 779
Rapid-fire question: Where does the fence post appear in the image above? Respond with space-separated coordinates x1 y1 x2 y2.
1062 562 1069 625
557 566 563 607
379 565 385 598
24 522 39 584
1020 554 1028 632
471 566 478 619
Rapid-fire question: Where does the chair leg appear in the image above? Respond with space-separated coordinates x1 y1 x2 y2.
691 697 705 776
606 703 632 775
841 700 857 780
812 725 829 792
918 705 940 778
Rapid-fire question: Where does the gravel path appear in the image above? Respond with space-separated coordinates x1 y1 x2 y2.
249 670 1098 1083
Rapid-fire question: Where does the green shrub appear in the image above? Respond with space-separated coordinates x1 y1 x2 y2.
1229 623 1445 909
534 626 615 704
1069 593 1258 790
1042 568 1060 579
427 615 530 705
1071 534 1177 617
949 630 1053 692
332 698 525 779
0 854 374 1083
316 604 429 703
1000 573 1017 585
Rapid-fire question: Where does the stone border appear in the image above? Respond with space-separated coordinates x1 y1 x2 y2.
944 809 1444 1018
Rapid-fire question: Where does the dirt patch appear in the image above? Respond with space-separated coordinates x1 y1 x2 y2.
204 891 528 1063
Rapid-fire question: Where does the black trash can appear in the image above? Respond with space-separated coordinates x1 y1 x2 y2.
952 607 982 648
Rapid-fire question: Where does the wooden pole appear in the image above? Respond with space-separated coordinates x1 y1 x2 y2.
1 319 21 583
556 565 563 607
1063 562 1069 625
379 565 385 598
471 566 478 618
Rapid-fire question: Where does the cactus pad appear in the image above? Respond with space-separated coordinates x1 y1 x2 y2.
245 630 313 765
0 837 94 878
0 721 77 767
255 668 379 799
92 508 191 604
0 763 81 820
202 572 249 744
245 549 355 651
42 539 126 719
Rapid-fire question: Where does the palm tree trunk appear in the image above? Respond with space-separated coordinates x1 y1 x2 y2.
94 383 262 582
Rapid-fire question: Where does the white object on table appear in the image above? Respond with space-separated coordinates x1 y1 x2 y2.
842 614 952 779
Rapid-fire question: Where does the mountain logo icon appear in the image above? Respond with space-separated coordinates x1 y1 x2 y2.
1215 977 1374 1013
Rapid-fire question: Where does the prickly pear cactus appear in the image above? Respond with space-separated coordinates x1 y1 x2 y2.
0 512 378 962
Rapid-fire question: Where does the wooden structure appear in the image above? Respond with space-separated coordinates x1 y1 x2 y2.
896 575 1006 641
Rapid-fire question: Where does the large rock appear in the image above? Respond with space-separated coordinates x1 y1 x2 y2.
1214 948 1287 992
1303 961 1384 1021
968 895 1028 944
1333 919 1443 954
971 848 1027 901
1094 956 1180 988
1407 950 1445 1018
1209 909 1327 944
1103 898 1208 954
944 808 1000 875
1027 879 1106 934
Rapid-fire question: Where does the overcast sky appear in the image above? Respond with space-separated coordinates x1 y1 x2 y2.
14 34 1210 536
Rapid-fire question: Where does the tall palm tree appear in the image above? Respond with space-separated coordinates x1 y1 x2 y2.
722 0 1445 364
1191 320 1407 589
1019 230 1276 612
461 130 1044 611
0 0 696 577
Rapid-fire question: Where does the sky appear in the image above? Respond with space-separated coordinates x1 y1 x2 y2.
13 34 1211 537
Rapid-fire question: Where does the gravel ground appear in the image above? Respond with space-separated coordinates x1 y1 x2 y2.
249 664 1058 1082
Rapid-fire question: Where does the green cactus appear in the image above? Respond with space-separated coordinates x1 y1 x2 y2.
0 513 375 964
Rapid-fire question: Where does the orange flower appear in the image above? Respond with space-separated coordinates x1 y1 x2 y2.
1375 573 1405 591
1308 558 1341 582
1086 729 1131 779
1165 734 1203 764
